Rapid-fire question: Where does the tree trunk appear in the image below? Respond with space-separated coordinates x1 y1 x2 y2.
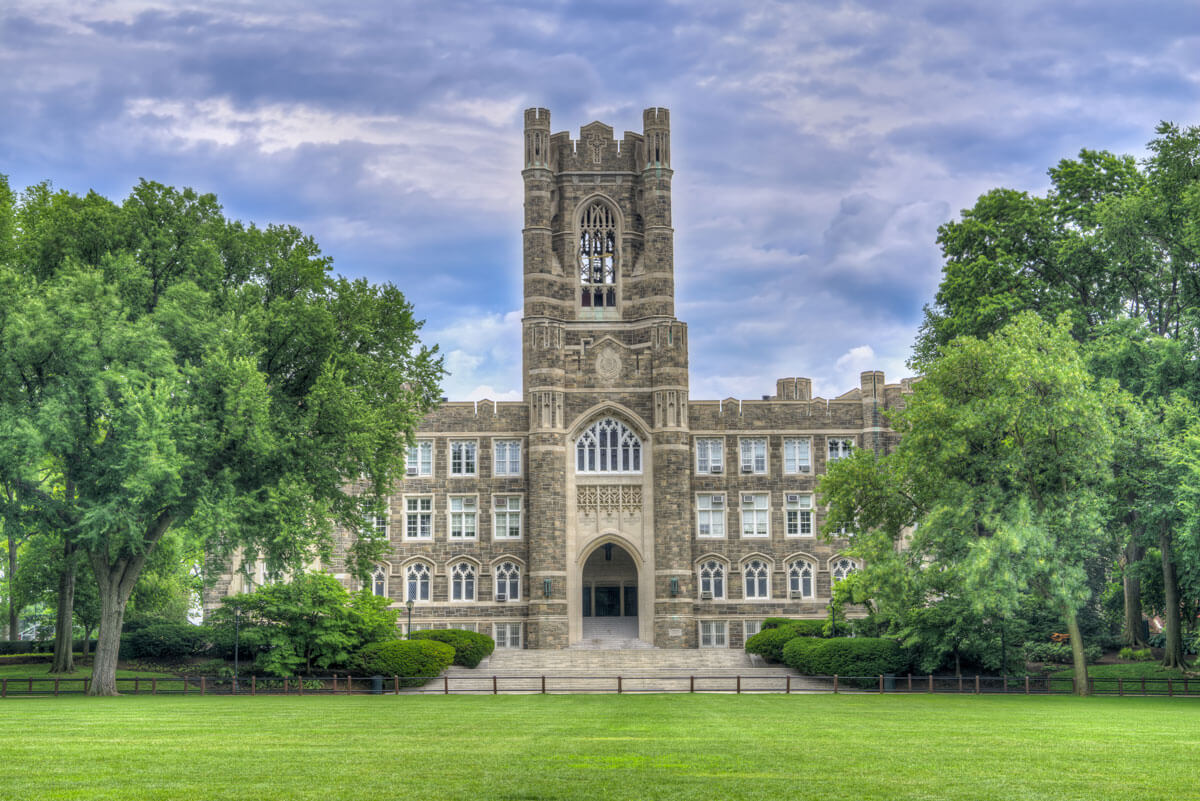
1121 541 1146 647
50 538 76 674
6 531 17 641
1065 607 1089 696
1160 528 1188 669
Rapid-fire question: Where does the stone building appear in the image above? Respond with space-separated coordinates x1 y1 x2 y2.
213 107 910 650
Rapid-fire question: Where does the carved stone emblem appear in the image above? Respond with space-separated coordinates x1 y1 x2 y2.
589 137 604 164
596 347 621 384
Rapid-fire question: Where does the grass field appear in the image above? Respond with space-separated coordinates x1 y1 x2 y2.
0 661 174 681
1 694 1197 800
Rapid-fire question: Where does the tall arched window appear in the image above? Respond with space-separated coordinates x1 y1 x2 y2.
371 566 387 598
579 201 617 308
831 557 859 583
788 560 814 599
450 562 475 602
495 562 520 601
576 418 642 473
699 560 725 599
744 560 769 599
406 562 430 602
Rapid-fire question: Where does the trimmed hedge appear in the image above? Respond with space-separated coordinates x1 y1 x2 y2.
356 639 455 687
745 619 827 663
1022 641 1102 665
409 629 495 668
783 636 908 686
124 624 211 660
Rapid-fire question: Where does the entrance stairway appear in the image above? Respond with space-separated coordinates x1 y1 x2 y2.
436 647 825 694
576 617 646 648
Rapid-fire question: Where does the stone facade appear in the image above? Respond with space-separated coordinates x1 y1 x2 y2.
211 107 910 650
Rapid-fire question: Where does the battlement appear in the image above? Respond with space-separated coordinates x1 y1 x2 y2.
643 107 670 128
524 107 551 128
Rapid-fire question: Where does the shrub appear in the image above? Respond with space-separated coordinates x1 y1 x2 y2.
784 637 908 685
356 639 455 687
788 619 827 638
124 624 211 660
409 629 495 668
761 618 795 631
1022 641 1103 665
746 620 828 662
1119 647 1154 662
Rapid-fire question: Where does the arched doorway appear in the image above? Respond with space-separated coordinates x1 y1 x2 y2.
581 542 639 641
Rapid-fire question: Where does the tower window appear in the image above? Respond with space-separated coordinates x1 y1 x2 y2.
579 201 617 308
575 417 642 474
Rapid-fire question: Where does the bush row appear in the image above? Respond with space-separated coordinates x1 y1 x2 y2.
356 640 456 687
745 619 828 663
409 629 495 668
783 636 908 686
1021 641 1102 664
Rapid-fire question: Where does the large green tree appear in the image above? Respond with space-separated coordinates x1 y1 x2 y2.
822 314 1115 694
0 177 441 694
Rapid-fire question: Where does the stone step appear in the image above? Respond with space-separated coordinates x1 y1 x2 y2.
480 647 772 674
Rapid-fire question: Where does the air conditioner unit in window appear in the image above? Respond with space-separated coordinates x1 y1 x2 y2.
496 593 506 602
741 465 754 473
710 496 724 508
700 591 713 600
786 494 801 504
710 464 723 474
406 467 417 476
742 494 756 505
789 591 806 599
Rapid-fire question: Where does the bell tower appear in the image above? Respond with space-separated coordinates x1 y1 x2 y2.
520 107 692 649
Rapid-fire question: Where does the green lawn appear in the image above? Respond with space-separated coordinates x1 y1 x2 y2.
0 694 1198 800
0 661 175 681
1048 661 1197 694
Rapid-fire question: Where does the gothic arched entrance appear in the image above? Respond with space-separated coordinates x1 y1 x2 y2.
580 542 639 641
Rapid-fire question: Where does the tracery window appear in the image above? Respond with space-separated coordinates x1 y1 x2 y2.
371 566 387 598
495 562 521 601
788 560 814 599
406 562 430 602
831 557 859 583
451 562 476 602
699 559 725 599
579 201 617 308
575 418 642 474
744 559 770 599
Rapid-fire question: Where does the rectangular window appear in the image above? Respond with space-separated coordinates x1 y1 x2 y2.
695 438 724 473
783 438 811 473
445 622 477 632
404 497 433 540
448 496 477 539
696 494 726 538
493 496 522 540
740 493 769 538
406 441 433 477
827 438 853 462
744 620 762 640
494 622 522 649
740 438 767 474
699 620 728 648
450 441 477 476
785 494 814 537
493 439 522 476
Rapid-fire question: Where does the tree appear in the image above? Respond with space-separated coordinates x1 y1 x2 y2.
211 572 397 676
0 178 442 694
823 313 1114 694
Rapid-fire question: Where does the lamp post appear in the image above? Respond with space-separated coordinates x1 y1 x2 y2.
405 598 414 639
233 606 241 694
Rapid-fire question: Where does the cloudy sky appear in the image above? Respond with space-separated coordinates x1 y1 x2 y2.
3 2 1199 401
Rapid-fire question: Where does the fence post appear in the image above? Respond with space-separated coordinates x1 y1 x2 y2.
201 676 206 696
393 676 399 694
736 676 741 695
928 674 933 693
252 675 256 696
1142 677 1146 694
785 675 790 695
1168 678 1174 697
1003 674 1008 694
618 676 623 694
492 676 497 695
2 678 6 698
833 675 839 693
1118 678 1123 696
84 678 89 694
1088 677 1094 695
690 676 694 693
975 675 980 695
332 675 337 693
957 675 963 693
879 675 883 694
134 677 140 694
1025 675 1030 695
1070 677 1075 694
445 675 450 695
540 675 545 695
283 677 288 694
152 678 157 696
55 677 60 697
907 673 912 692
298 677 303 696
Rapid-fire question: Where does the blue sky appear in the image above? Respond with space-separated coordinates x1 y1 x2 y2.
3 1 1199 400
